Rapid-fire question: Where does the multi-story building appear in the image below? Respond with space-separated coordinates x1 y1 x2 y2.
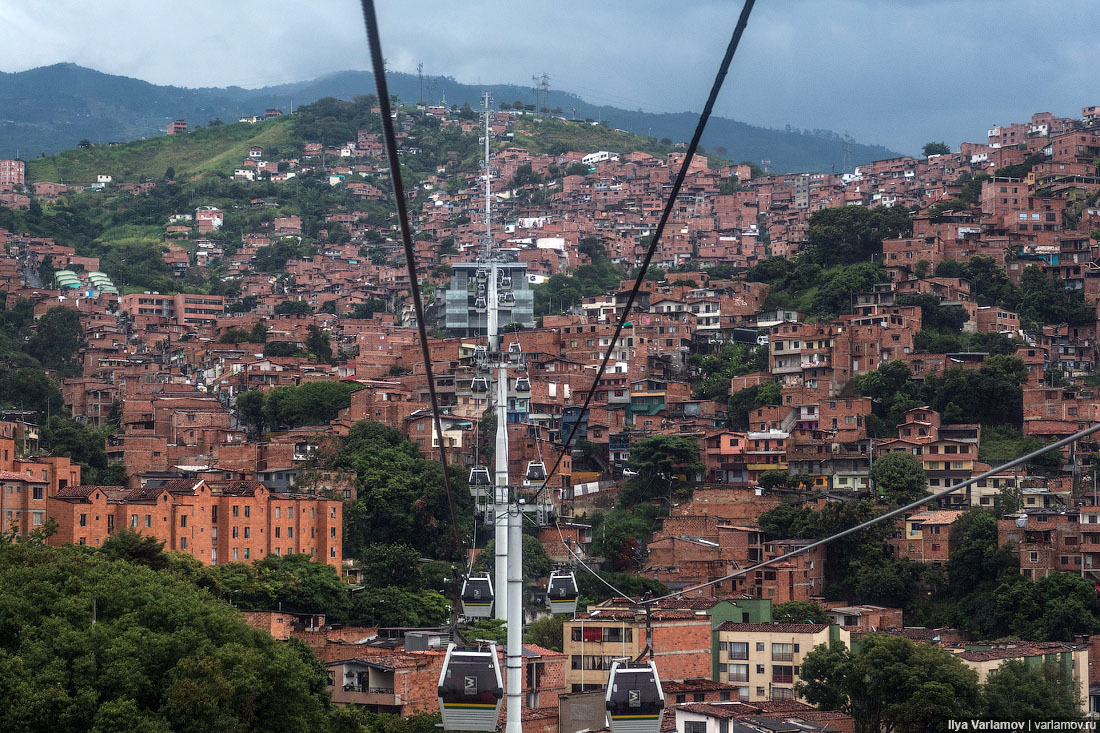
946 641 1089 715
47 479 342 569
714 623 849 702
0 159 25 187
121 292 226 327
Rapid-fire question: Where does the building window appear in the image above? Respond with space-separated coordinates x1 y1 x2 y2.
232 548 239 560
728 642 748 660
244 548 250 560
756 642 765 652
729 664 749 683
772 643 793 661
80 514 87 527
179 537 187 550
145 515 151 527
244 506 251 518
244 527 250 539
232 527 239 539
232 505 239 517
275 527 281 538
684 723 706 733
33 486 43 500
181 515 187 528
130 514 138 528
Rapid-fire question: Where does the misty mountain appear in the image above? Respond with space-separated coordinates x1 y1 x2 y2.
0 64 899 172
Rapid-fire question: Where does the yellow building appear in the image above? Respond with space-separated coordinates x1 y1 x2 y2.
715 623 849 702
947 642 1089 714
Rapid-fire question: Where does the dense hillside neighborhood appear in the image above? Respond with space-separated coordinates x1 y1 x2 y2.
2 94 1100 730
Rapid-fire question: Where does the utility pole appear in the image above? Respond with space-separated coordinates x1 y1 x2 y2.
417 62 424 104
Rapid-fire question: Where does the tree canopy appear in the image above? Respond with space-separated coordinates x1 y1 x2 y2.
0 541 332 733
797 635 980 733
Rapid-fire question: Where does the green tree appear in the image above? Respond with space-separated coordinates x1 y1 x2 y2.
27 306 84 377
249 321 270 342
337 421 471 561
0 542 332 733
628 434 703 480
869 450 927 505
922 141 950 157
305 325 333 364
565 162 591 177
358 543 423 589
274 300 313 316
980 658 1082 721
797 636 980 733
525 614 565 651
773 601 829 624
264 341 302 357
803 206 912 268
235 390 266 435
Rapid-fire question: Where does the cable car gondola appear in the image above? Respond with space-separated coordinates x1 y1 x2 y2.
514 377 531 397
498 291 515 306
474 296 487 313
469 465 491 487
524 461 547 486
547 570 578 614
471 377 489 395
508 342 522 354
438 643 503 731
475 268 488 284
460 573 494 618
499 273 512 288
605 659 665 733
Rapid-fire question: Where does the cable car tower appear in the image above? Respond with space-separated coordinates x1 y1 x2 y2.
471 90 525 733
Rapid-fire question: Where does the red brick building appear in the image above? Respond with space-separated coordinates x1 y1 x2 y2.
46 479 342 568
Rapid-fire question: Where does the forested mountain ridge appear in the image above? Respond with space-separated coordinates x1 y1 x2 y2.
1 63 899 172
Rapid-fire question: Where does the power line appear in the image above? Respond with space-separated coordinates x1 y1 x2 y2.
359 0 465 558
535 0 758 501
643 421 1100 604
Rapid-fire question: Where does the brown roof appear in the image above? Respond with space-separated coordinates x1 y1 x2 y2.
55 484 123 499
716 622 831 634
662 678 739 694
0 470 47 482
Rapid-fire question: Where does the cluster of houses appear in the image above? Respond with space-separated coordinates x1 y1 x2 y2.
2 103 1100 727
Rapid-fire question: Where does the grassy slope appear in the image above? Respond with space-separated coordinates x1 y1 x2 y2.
26 117 295 185
509 117 681 159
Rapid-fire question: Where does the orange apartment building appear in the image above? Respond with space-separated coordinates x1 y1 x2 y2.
47 479 342 568
120 292 226 327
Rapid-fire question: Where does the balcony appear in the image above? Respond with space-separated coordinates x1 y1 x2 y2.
772 652 794 662
772 673 794 683
331 686 400 706
728 672 749 683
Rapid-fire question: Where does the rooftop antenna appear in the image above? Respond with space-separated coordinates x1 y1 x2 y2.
843 130 853 172
417 62 424 104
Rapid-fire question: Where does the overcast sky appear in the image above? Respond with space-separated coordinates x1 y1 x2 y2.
1 0 1095 155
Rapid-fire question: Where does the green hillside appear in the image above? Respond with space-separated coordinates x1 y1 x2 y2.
26 117 295 185
510 117 679 159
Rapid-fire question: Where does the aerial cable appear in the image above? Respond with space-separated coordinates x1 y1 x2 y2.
642 421 1100 604
534 0 758 501
360 0 465 562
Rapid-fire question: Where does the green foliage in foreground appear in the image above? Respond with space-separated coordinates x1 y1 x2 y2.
0 541 332 733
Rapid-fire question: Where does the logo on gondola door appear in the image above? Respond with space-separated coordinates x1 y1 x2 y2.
628 690 640 707
473 589 481 598
465 677 478 695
